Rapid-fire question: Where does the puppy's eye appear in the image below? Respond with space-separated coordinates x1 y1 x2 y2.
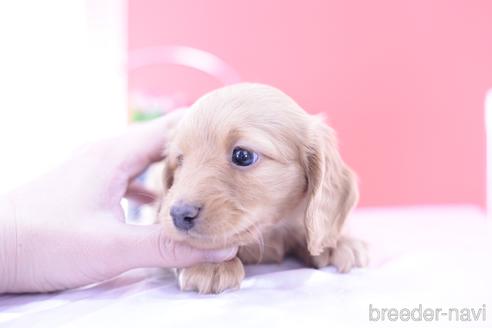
232 147 258 167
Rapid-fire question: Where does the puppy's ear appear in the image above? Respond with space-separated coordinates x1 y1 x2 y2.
302 120 359 256
162 157 175 193
161 147 180 194
160 110 186 193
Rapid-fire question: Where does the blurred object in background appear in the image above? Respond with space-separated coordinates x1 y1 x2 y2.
128 0 492 208
128 45 240 123
0 0 126 193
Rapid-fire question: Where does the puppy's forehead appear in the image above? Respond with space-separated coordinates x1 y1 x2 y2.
176 84 309 149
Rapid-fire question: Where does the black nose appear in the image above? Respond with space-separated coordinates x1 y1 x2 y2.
170 203 201 231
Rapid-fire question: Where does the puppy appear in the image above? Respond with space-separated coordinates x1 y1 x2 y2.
156 83 367 294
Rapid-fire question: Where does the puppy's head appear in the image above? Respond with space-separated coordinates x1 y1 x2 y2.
159 83 358 254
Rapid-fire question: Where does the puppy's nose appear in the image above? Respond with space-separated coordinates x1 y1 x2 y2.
170 203 201 231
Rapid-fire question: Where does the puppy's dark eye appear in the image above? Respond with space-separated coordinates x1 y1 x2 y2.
232 147 258 167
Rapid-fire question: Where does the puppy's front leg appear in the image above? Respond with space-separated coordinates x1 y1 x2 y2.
178 257 245 294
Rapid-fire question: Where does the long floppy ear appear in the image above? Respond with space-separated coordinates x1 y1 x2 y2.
160 109 187 193
161 155 176 193
303 119 359 256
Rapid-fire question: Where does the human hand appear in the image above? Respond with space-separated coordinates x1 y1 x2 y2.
0 111 236 293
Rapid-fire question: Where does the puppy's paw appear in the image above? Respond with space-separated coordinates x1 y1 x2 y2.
178 257 245 294
311 236 368 273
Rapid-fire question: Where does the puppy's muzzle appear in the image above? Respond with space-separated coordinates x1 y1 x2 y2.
170 202 201 231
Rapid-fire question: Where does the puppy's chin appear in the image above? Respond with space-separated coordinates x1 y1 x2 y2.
162 218 261 250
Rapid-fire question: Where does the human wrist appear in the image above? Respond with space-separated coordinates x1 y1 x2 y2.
0 193 17 293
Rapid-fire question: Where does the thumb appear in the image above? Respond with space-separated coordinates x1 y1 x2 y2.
116 224 238 269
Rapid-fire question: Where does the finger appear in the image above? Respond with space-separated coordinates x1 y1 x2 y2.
115 224 237 269
111 109 187 180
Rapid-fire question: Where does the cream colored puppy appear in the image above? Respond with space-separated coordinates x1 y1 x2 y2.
157 83 367 293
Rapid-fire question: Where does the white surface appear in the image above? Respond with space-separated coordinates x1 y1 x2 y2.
1 206 491 327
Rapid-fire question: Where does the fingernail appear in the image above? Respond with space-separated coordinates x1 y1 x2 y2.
205 247 238 262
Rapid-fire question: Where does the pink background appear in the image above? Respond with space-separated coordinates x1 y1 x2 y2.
128 0 492 207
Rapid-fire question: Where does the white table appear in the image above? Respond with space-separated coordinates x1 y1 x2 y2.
1 206 491 328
